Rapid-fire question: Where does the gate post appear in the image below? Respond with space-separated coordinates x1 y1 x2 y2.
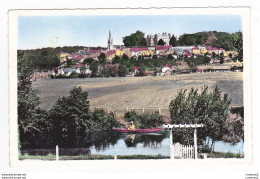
194 128 197 159
56 145 59 161
170 128 173 159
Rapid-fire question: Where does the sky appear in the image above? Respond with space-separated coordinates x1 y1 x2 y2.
18 15 242 50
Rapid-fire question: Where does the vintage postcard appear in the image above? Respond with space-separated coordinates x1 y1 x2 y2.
9 7 251 167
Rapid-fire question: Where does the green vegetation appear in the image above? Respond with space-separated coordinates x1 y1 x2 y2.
18 154 169 160
124 111 164 129
117 155 169 159
123 31 147 47
169 86 243 151
207 151 243 158
177 31 241 51
169 35 177 46
19 154 114 160
184 56 211 72
232 31 243 62
18 54 121 149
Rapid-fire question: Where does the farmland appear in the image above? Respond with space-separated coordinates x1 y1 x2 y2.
32 72 243 112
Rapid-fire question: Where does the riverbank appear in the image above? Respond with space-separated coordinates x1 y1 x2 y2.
19 151 242 160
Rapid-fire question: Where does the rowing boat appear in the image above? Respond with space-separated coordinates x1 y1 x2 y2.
112 128 162 133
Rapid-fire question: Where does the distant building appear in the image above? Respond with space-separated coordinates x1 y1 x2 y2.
108 30 113 50
146 32 172 46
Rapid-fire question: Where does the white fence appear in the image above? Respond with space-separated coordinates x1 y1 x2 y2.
172 143 194 159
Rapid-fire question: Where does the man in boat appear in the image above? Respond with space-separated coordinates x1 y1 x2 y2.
128 121 135 130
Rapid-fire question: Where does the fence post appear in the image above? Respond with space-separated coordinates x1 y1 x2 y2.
194 128 197 159
114 155 117 160
56 145 59 161
126 106 128 112
142 107 144 113
170 128 173 159
158 106 161 115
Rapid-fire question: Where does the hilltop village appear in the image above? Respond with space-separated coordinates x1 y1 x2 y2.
24 30 243 80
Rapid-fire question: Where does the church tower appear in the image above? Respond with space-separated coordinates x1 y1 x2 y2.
108 30 113 50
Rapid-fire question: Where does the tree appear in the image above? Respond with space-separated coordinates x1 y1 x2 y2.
169 86 231 151
232 31 243 62
83 58 94 65
118 64 128 77
157 39 166 45
169 35 177 46
98 53 107 64
90 61 99 77
18 55 50 147
123 31 147 47
48 87 90 145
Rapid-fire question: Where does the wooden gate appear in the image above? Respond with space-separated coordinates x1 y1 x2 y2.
172 143 194 159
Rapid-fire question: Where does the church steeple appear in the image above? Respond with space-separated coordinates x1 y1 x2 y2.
108 30 113 50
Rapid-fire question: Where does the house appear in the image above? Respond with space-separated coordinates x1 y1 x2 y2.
199 47 208 54
105 50 116 59
62 68 78 76
115 48 126 57
155 45 173 56
206 46 219 55
218 48 225 55
192 47 200 55
161 64 173 76
59 51 70 63
183 50 192 57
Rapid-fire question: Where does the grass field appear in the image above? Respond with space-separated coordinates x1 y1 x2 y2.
32 72 243 112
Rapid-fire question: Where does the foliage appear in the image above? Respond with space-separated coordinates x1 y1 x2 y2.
232 31 243 62
184 56 210 72
169 86 231 149
48 87 91 145
90 109 120 131
157 39 166 45
83 58 94 65
169 35 177 46
118 64 128 77
177 31 238 51
222 113 244 144
100 68 116 77
90 61 100 77
230 106 244 118
98 53 107 64
117 154 169 159
18 56 50 146
207 151 242 158
123 31 147 47
124 111 163 129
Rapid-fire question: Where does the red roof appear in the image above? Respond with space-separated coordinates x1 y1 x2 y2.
133 66 139 70
197 69 203 72
71 56 83 60
74 64 84 68
192 47 199 50
164 64 172 68
72 53 79 56
206 46 218 50
218 48 224 50
106 50 115 56
89 49 102 54
130 47 148 52
155 45 171 50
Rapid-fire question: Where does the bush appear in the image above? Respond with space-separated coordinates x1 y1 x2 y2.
69 72 79 78
124 111 163 129
78 73 88 78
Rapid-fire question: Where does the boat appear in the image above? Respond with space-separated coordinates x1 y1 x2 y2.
112 128 162 133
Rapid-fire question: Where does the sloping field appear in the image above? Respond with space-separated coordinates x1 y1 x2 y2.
32 72 243 112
